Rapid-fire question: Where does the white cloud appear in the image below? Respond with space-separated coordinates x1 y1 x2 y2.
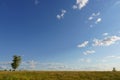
93 36 120 46
38 62 73 70
0 62 11 65
88 16 93 20
88 12 100 20
72 5 78 9
0 66 7 69
57 9 67 20
95 18 102 24
77 41 89 48
103 33 109 36
106 56 120 59
83 50 95 55
94 12 100 16
27 60 38 69
21 61 73 70
46 63 71 70
88 12 102 27
80 58 91 63
0 61 11 70
0 61 74 70
56 15 61 19
73 0 89 10
102 55 120 62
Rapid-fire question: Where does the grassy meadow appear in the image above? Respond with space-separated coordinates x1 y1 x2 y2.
0 71 120 80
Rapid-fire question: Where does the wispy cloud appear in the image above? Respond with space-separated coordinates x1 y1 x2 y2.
103 33 109 36
21 61 74 70
77 41 89 48
73 0 89 10
93 36 120 46
88 12 100 20
0 66 7 69
95 18 102 24
102 55 120 62
0 62 11 65
106 56 120 59
45 63 72 70
27 60 38 69
0 61 11 70
80 58 91 63
57 9 67 20
83 50 95 55
34 0 40 5
114 1 120 6
88 12 102 27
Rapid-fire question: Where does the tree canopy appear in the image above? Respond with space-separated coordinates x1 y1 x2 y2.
11 55 21 71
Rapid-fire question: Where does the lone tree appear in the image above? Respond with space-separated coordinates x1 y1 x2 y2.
11 55 21 71
112 67 116 72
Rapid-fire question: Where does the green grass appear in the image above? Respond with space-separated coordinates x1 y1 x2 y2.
0 71 120 80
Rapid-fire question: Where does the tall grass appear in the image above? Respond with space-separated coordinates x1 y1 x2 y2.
0 71 120 80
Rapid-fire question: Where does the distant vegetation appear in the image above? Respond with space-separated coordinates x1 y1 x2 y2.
1 56 119 80
0 71 120 80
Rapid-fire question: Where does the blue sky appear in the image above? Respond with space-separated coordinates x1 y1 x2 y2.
0 0 120 71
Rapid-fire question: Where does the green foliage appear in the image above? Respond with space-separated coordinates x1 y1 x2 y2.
0 71 120 80
11 55 21 71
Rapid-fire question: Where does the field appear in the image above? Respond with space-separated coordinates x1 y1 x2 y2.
0 71 120 80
